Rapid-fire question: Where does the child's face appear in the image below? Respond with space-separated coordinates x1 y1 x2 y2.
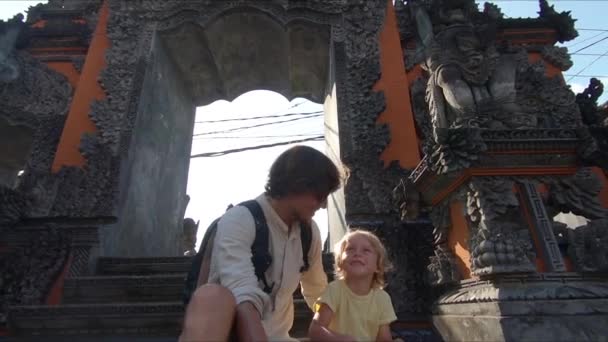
340 234 378 279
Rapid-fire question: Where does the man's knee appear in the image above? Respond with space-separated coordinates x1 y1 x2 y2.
190 284 236 310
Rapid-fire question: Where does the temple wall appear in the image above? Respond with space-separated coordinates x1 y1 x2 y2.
101 34 195 257
374 1 420 170
324 43 346 249
51 1 108 172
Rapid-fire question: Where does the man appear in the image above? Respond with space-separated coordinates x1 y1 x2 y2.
180 145 341 342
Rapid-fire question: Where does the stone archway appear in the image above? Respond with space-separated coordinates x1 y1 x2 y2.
105 6 336 257
82 0 421 317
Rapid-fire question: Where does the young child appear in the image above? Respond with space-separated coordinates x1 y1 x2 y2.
309 230 397 342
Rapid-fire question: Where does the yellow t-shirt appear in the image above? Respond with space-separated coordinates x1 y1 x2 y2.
314 279 397 341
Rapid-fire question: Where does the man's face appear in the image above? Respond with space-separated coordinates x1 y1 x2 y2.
289 191 327 222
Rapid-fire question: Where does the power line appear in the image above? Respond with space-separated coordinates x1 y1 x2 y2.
567 48 608 82
195 100 308 124
190 136 324 158
193 133 322 140
571 35 608 55
195 110 322 124
192 113 323 137
565 74 608 78
565 31 608 48
572 52 608 56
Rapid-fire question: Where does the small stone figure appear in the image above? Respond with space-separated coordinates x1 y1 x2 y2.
182 218 199 256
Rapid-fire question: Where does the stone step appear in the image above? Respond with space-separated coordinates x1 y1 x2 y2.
63 274 186 304
97 257 192 275
8 302 184 339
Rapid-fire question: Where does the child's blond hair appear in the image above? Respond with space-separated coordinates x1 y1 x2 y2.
333 230 392 289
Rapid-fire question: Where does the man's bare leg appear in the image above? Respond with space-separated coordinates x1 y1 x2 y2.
179 284 236 342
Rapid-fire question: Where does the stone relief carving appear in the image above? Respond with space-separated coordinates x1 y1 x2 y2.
567 219 608 272
541 45 573 71
0 225 70 325
427 202 460 286
544 169 608 221
539 169 608 272
538 0 578 42
0 187 28 229
0 16 71 217
577 78 606 127
466 177 536 275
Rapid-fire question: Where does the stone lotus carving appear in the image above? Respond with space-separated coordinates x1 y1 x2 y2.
466 178 536 275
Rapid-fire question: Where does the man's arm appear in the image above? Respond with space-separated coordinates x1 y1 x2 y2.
300 221 328 309
308 303 355 342
214 207 271 340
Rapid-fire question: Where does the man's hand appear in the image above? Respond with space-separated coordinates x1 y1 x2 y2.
236 301 268 342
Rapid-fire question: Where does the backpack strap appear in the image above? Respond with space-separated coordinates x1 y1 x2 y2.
299 221 312 272
239 200 274 294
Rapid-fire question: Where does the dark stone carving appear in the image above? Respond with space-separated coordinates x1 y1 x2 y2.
0 15 71 217
538 0 578 43
182 218 198 257
427 202 459 286
429 128 487 175
466 177 536 275
514 48 583 129
544 168 608 221
0 225 70 325
577 78 605 127
568 219 608 272
541 46 573 71
0 187 28 229
437 273 608 305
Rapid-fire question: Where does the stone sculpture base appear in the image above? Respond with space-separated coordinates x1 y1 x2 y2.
432 275 608 342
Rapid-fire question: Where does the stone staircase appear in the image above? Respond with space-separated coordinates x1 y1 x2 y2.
8 256 314 341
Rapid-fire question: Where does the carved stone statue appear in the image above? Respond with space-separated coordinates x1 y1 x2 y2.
412 1 528 141
182 218 199 256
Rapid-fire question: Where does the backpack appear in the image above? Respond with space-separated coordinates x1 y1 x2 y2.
183 199 312 305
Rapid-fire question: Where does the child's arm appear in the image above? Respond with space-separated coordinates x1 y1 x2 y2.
376 324 393 342
308 303 356 342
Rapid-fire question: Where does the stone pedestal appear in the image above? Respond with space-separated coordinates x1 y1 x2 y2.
433 275 608 342
406 128 608 342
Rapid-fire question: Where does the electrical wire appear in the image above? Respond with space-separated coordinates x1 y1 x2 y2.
195 110 322 124
190 136 324 158
567 48 608 82
193 133 322 140
192 113 323 137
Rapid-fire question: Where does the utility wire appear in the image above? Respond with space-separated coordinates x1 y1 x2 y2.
571 35 608 55
193 113 323 137
565 31 607 48
572 53 608 56
565 74 608 79
193 133 322 140
190 136 324 158
195 100 308 124
195 110 322 124
567 48 608 82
